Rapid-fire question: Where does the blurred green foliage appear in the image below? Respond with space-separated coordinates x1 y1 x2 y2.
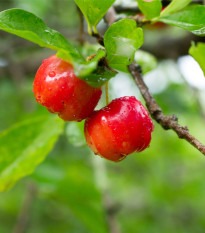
0 0 205 233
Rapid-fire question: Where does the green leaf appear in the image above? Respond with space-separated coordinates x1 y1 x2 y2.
0 8 83 62
0 9 115 87
57 49 110 87
73 49 106 78
83 66 118 87
136 0 162 20
104 19 144 72
74 0 116 33
160 0 192 16
134 50 157 74
0 116 64 191
0 9 111 87
189 42 205 76
75 49 117 87
66 121 86 147
156 5 205 36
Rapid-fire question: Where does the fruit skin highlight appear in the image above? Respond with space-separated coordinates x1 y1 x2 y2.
33 55 102 121
84 96 154 162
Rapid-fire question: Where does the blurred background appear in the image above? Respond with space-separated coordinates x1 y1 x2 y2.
0 0 205 232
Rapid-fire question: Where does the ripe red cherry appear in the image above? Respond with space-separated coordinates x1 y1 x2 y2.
33 55 102 121
84 96 154 162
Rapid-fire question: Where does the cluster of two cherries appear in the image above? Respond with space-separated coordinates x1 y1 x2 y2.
33 55 154 162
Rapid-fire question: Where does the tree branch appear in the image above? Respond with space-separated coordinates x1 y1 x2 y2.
128 62 205 156
91 2 205 156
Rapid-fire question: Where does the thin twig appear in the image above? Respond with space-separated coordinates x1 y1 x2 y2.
128 62 205 156
92 32 104 46
76 6 86 45
129 15 151 26
104 6 118 26
100 57 118 74
13 182 37 233
114 5 140 14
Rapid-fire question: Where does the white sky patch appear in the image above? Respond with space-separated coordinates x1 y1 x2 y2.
178 55 205 90
144 68 168 94
110 72 140 99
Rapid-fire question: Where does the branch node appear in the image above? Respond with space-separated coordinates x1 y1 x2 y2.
171 114 178 122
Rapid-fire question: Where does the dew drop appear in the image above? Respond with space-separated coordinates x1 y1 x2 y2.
48 71 56 77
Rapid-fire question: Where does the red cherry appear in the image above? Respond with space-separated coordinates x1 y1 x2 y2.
33 55 102 121
84 96 154 162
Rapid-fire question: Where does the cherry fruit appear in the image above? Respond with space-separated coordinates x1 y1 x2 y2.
33 55 102 121
84 96 154 162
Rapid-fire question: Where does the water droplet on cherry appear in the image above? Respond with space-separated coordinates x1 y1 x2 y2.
48 71 56 77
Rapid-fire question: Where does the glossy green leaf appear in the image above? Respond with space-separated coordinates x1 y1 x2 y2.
83 66 118 87
0 9 111 87
161 0 192 16
104 19 144 72
66 121 86 147
58 49 110 87
57 49 109 87
189 42 205 76
73 49 105 78
136 0 162 20
75 49 117 87
0 116 64 191
74 0 116 33
135 50 157 74
0 8 83 62
157 5 205 36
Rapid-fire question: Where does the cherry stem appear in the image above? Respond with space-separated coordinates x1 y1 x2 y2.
105 82 110 105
